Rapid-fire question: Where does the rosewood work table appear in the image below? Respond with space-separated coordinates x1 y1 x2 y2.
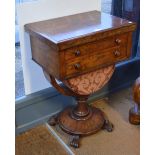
25 11 136 148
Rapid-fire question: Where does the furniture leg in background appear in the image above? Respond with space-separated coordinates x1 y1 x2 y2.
129 77 140 125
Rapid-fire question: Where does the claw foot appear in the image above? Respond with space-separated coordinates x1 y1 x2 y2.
102 119 114 132
70 135 80 148
48 115 58 126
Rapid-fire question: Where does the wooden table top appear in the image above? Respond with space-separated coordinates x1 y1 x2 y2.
25 11 136 50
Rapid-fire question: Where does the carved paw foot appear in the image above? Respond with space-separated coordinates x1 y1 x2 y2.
102 119 114 132
48 115 58 126
70 135 80 148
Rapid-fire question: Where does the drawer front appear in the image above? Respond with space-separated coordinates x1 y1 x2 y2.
64 33 128 61
65 45 127 78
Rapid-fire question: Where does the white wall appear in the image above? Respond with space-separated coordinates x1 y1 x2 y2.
17 0 101 95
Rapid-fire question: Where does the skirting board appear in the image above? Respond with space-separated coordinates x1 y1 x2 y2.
16 57 140 135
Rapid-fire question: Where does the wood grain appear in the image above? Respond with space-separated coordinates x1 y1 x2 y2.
26 11 135 80
65 46 127 78
30 36 60 79
25 11 136 51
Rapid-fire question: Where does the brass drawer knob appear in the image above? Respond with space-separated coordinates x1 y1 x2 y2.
114 51 121 57
115 39 121 44
74 50 81 56
74 63 81 69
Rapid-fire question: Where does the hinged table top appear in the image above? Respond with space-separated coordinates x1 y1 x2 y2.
25 11 136 50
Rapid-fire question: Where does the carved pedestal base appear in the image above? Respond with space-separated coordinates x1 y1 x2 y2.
49 103 113 148
59 107 104 135
45 65 114 148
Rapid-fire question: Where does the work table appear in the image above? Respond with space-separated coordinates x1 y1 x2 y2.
25 10 136 148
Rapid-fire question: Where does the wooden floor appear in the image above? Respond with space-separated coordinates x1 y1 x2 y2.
16 88 140 155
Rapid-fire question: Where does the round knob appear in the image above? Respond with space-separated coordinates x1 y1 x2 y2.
74 63 81 70
115 39 121 44
74 50 81 56
113 51 121 57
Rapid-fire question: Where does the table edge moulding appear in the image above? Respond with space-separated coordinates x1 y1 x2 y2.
25 10 136 148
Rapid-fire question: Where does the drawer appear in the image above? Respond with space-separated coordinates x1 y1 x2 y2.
65 45 127 77
64 33 128 61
